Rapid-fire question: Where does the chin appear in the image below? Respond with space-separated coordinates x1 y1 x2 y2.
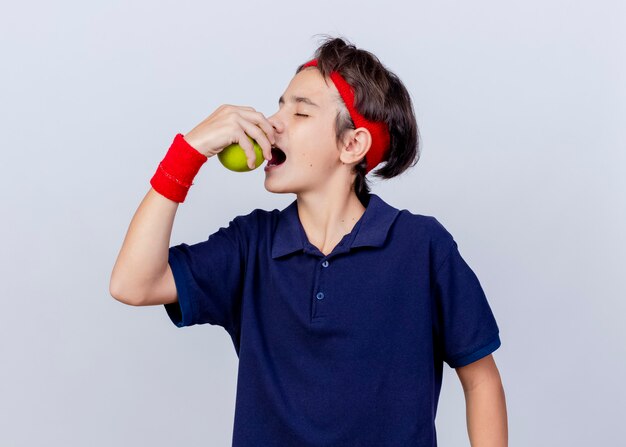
264 178 293 195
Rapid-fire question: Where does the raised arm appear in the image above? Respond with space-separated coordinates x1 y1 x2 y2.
109 187 180 306
109 105 276 306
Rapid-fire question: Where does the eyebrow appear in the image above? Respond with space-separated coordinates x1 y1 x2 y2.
278 95 319 107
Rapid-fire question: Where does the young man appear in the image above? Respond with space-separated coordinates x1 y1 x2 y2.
110 36 508 446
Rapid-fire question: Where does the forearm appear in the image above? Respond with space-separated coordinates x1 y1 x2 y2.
464 380 508 446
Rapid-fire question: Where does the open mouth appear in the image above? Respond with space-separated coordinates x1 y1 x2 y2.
267 146 287 167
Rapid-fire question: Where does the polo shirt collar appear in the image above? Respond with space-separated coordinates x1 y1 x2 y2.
271 193 400 259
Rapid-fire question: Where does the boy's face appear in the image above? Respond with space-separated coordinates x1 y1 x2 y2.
264 67 348 195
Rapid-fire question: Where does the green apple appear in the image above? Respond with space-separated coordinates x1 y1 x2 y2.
217 136 264 172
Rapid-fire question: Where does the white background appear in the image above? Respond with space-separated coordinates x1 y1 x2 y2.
1 0 624 445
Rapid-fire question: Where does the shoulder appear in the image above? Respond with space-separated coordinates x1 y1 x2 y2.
393 209 457 269
223 206 281 241
372 194 451 241
229 207 271 226
395 209 454 244
230 207 281 227
202 208 277 255
371 194 455 251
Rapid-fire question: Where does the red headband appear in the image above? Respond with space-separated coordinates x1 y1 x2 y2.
302 59 391 174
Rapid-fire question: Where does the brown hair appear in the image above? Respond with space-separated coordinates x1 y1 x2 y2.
296 35 421 207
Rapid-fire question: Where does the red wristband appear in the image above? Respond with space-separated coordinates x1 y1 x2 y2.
150 133 208 203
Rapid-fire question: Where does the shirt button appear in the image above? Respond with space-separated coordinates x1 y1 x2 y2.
316 292 325 300
322 260 329 268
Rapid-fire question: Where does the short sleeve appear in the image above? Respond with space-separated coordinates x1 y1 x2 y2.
163 216 246 333
432 238 501 368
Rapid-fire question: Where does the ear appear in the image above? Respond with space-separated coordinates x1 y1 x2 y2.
339 127 371 166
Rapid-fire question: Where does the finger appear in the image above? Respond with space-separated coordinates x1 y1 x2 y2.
236 130 257 170
239 109 276 145
220 104 253 115
227 105 255 112
240 119 273 162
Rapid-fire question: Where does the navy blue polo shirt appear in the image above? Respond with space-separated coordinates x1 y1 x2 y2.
164 193 501 447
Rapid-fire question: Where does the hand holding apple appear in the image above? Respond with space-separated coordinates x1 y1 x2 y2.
218 136 265 172
182 105 275 168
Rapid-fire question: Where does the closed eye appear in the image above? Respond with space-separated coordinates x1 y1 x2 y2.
295 113 309 117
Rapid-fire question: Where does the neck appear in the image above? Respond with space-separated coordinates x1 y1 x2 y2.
296 187 366 256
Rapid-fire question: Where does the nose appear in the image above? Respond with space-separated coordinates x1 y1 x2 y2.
267 111 284 133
